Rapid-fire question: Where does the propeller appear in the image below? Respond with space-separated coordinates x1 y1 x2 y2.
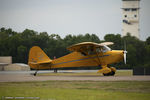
123 41 127 64
124 50 127 64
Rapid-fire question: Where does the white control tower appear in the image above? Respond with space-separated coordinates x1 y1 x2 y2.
122 0 140 38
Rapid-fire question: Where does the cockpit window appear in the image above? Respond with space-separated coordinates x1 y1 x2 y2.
88 49 95 55
81 52 87 56
96 48 101 53
80 47 95 56
80 45 111 56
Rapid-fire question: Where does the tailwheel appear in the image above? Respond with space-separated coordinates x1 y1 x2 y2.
33 70 38 76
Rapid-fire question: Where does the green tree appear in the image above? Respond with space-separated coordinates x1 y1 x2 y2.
104 34 122 49
146 36 150 45
0 27 150 69
17 45 27 63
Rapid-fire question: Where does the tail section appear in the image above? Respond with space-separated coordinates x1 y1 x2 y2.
28 46 52 69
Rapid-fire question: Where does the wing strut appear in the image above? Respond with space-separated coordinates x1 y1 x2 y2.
95 48 101 66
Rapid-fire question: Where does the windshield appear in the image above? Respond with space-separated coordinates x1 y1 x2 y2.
102 45 111 53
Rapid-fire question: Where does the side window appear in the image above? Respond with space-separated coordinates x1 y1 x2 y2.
88 48 95 55
80 50 95 56
96 48 101 53
80 52 87 56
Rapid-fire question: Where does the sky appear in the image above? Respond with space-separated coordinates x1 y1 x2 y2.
0 0 150 40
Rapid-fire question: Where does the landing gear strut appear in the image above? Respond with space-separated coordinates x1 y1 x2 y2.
54 69 57 73
103 67 116 76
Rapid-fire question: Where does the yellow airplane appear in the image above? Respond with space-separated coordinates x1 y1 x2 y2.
28 42 127 76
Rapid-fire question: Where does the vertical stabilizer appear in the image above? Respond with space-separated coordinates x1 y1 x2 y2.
28 46 52 69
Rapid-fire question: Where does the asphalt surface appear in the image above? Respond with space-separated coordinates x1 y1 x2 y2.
0 70 150 82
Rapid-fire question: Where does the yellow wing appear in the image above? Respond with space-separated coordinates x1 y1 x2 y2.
67 42 114 52
99 42 114 46
67 42 100 52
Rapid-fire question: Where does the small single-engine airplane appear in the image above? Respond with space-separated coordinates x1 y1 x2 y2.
28 42 127 76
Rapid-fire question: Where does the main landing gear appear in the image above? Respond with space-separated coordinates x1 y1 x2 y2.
103 71 115 76
54 69 58 73
103 67 116 76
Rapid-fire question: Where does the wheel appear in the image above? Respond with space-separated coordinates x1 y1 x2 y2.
110 71 115 76
33 70 38 76
33 73 36 76
103 71 115 76
103 73 110 76
103 73 108 76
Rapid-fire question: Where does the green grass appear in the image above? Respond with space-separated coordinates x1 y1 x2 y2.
115 70 132 76
38 70 133 76
0 81 150 100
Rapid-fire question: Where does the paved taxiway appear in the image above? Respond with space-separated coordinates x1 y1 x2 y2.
0 70 150 82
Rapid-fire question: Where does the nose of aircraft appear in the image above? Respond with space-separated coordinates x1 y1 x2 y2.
109 50 127 64
117 50 127 64
111 50 125 63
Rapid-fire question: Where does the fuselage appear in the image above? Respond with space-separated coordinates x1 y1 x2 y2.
29 45 124 70
28 43 125 76
50 50 124 69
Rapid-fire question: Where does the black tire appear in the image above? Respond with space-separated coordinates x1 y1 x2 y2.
33 73 36 76
103 73 109 76
110 71 115 76
103 71 115 76
33 70 38 76
103 73 107 76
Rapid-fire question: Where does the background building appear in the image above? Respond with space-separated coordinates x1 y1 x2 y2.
122 0 140 38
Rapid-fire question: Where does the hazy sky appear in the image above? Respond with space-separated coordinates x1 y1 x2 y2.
0 0 150 40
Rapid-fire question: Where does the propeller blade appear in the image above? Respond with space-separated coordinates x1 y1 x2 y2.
124 50 127 64
123 40 127 64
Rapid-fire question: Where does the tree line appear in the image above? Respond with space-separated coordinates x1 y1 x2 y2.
0 27 150 69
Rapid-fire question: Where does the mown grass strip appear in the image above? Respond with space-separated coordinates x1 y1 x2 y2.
0 81 150 100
